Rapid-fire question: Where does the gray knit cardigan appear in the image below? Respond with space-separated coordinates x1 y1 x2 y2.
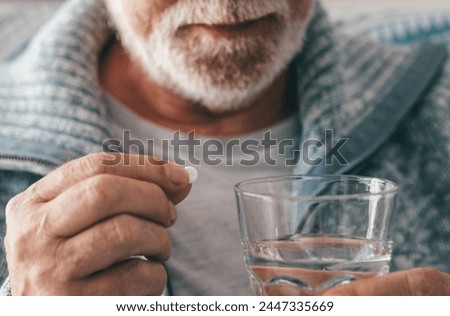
0 0 449 295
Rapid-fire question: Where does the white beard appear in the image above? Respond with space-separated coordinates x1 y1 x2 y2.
105 0 315 112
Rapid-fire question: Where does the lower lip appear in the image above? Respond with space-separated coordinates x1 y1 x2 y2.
178 14 277 37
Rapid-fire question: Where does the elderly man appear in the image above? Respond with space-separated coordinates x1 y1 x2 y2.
0 0 450 295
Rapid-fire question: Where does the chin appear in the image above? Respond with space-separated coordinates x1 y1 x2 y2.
106 0 315 112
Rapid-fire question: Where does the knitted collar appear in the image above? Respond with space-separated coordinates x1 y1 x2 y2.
0 0 446 175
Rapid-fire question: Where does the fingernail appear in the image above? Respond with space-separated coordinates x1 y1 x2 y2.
184 166 198 184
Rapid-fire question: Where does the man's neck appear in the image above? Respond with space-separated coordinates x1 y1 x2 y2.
99 40 296 136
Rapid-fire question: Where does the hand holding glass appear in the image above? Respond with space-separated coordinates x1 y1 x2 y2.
235 175 398 296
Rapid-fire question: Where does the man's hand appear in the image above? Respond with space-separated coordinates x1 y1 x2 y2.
4 153 191 296
323 268 450 295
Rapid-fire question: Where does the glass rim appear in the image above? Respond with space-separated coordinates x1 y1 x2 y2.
234 174 398 202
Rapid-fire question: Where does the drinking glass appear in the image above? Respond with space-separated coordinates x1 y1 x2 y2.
235 175 398 296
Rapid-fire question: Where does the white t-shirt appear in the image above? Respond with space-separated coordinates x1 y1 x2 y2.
107 95 300 295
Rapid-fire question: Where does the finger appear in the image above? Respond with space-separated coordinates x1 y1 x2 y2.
82 259 167 296
27 153 190 203
323 273 410 296
45 175 177 237
61 214 171 278
323 268 450 296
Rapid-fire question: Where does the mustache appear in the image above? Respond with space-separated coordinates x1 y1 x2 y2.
159 0 289 27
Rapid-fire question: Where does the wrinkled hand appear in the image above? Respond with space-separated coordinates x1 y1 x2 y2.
323 268 450 296
4 153 191 295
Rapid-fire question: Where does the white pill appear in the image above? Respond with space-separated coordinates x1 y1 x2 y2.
185 166 198 184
